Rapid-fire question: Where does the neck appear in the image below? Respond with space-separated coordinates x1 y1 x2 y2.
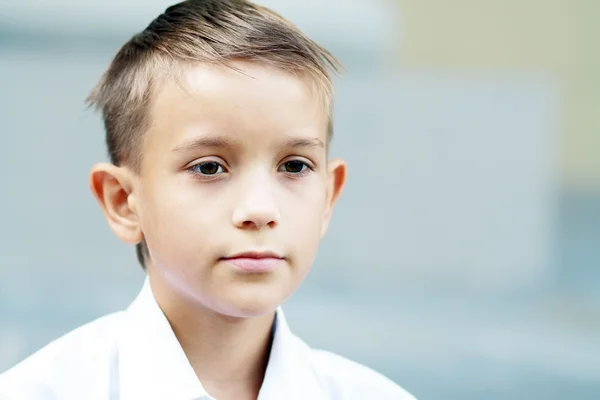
149 275 275 399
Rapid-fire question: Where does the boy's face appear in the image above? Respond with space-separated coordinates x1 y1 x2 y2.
92 61 346 318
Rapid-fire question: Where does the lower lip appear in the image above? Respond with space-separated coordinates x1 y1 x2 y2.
222 257 283 273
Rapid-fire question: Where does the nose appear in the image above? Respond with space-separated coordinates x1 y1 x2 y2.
231 171 280 230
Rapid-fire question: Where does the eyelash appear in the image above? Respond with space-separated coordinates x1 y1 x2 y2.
186 159 314 179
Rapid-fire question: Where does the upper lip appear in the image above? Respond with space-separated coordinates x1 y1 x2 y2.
224 250 283 259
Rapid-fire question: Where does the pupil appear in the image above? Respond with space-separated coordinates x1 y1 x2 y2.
200 162 219 175
285 161 304 173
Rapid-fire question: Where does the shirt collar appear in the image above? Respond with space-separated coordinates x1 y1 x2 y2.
118 278 326 400
118 278 208 400
258 308 327 400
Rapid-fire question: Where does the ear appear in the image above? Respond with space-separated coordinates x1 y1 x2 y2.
321 158 347 237
89 163 143 245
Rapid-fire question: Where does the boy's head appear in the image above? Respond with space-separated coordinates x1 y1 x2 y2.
87 0 346 317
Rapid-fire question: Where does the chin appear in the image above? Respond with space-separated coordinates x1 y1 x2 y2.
220 303 279 319
211 282 292 319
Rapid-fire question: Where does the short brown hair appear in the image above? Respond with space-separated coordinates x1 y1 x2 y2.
86 0 342 269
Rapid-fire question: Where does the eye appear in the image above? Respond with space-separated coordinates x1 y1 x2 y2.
278 160 311 174
188 161 225 176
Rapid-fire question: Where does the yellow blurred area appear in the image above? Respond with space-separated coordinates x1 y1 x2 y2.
394 0 600 189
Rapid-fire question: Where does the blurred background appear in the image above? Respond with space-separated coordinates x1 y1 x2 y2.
0 0 599 398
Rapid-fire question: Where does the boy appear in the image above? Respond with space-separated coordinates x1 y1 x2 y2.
0 1 415 399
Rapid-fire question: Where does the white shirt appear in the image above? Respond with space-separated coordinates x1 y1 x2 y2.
0 279 415 400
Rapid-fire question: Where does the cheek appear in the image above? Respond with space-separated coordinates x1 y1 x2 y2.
282 182 328 257
138 179 219 263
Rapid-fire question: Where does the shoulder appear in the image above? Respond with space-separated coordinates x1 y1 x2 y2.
0 311 124 398
308 349 416 400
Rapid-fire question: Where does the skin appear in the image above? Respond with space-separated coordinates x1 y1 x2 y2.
89 61 346 399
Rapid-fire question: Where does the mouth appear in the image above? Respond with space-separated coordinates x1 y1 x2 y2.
225 250 284 259
221 251 284 273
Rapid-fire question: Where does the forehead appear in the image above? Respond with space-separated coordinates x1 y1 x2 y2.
143 61 328 156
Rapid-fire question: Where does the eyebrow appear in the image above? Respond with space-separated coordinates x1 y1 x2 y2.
171 136 325 153
171 137 235 153
285 138 325 149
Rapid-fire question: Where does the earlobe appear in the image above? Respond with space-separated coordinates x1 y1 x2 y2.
89 163 143 245
321 158 347 237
